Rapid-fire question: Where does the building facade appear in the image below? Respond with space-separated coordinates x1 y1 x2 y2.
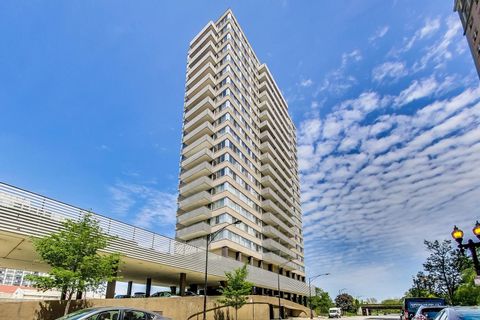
176 10 305 284
455 0 480 78
0 268 46 287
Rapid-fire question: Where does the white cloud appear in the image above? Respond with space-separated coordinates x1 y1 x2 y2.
394 76 438 107
300 79 313 87
404 17 441 52
314 50 362 96
372 61 408 83
369 25 390 43
108 182 177 233
300 85 480 300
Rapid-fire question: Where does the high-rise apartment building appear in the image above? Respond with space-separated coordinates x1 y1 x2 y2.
455 0 480 78
176 10 305 285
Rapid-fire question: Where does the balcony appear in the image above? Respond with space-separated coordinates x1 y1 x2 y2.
186 62 216 93
178 191 212 211
180 162 213 183
262 212 294 237
261 163 292 192
261 177 291 206
179 176 213 197
183 122 214 145
177 206 211 227
185 73 215 101
176 221 211 241
263 238 296 260
182 135 213 158
184 97 215 122
185 86 216 111
262 252 296 271
263 225 295 248
181 149 213 171
261 187 291 214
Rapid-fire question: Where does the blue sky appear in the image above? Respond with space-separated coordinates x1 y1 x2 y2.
1 1 479 300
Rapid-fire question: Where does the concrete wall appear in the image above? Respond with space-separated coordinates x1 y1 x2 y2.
0 295 309 320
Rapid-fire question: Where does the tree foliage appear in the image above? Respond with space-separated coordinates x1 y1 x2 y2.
26 214 120 315
335 293 355 312
308 288 334 314
423 240 469 303
218 264 253 320
454 268 480 306
406 239 473 304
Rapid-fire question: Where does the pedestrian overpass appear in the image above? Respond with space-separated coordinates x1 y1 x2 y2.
0 182 309 303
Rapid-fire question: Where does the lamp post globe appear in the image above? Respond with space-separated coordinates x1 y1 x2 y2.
473 221 480 239
451 225 464 244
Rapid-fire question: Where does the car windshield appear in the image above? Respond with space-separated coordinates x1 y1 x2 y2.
422 309 442 319
458 310 480 320
56 308 95 320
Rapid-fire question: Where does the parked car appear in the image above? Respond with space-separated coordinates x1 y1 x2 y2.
403 298 446 320
433 306 480 320
114 294 131 299
183 291 197 296
328 307 342 318
150 291 176 297
133 292 146 298
414 306 446 320
56 307 171 320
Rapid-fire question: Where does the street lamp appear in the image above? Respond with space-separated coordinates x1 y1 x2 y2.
277 258 294 320
308 273 330 319
451 223 480 275
202 220 241 320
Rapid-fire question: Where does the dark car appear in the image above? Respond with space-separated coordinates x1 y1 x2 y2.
434 306 480 320
183 291 197 296
414 306 446 320
114 295 131 299
133 292 146 298
403 298 446 320
56 307 171 320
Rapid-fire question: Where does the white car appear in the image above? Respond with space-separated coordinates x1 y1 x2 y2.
328 307 342 318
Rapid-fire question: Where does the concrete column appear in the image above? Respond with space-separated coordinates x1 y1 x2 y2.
106 279 116 299
236 251 242 261
170 286 176 295
179 273 186 296
145 278 152 297
248 256 254 265
127 281 133 296
221 246 229 257
258 260 263 268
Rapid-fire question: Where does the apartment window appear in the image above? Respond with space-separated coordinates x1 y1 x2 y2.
215 229 263 253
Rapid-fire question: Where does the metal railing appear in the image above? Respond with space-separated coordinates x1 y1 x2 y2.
0 182 308 294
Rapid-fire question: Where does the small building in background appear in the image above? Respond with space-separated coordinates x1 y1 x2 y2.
455 0 480 78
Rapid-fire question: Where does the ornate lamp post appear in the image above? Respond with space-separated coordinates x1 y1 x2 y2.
308 273 330 319
451 222 480 276
202 220 241 320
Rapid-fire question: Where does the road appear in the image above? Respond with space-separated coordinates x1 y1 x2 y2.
292 315 400 320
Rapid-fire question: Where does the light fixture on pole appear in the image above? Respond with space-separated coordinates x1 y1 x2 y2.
202 220 241 320
308 273 330 319
451 223 480 276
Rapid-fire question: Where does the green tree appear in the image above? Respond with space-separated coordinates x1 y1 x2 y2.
335 293 355 313
308 288 334 315
453 268 480 305
218 264 253 320
26 214 120 316
422 240 470 303
406 272 437 298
